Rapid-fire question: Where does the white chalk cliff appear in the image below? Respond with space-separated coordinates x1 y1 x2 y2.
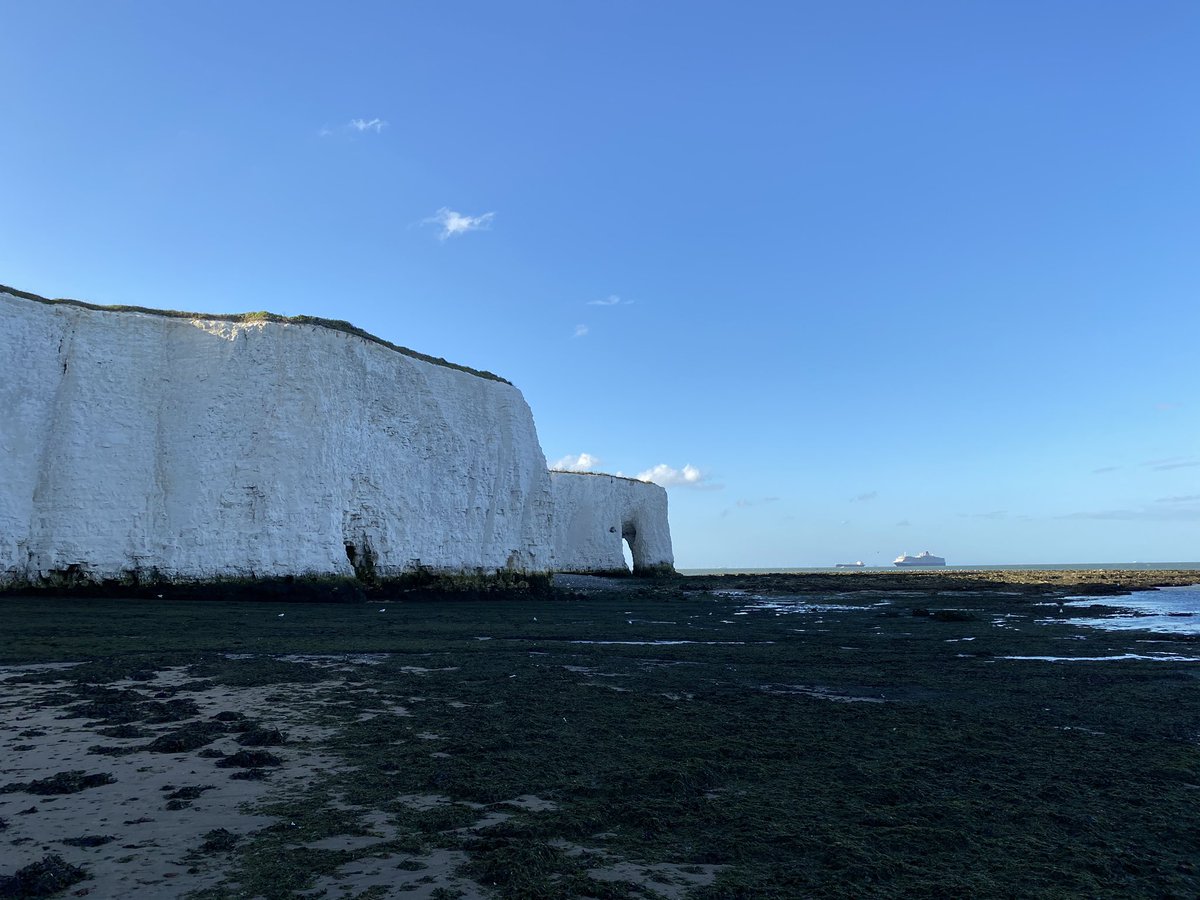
0 287 673 587
549 472 674 575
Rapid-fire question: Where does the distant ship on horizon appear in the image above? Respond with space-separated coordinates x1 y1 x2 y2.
894 551 946 567
835 560 866 568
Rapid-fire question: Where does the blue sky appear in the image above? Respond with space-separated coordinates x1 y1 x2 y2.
3 1 1198 567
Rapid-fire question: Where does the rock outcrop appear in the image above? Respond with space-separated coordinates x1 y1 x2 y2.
549 472 674 576
0 286 674 590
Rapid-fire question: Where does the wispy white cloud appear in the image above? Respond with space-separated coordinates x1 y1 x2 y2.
587 294 634 307
851 491 878 502
350 117 387 133
573 324 589 338
736 497 780 508
1058 504 1200 521
425 207 495 240
723 496 779 516
319 118 388 138
634 463 712 489
1142 456 1200 471
551 452 601 472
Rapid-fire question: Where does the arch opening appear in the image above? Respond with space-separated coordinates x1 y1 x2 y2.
621 521 639 574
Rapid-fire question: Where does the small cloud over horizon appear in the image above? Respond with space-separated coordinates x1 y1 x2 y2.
572 324 589 338
425 208 495 240
587 295 634 307
632 463 716 489
851 491 878 502
551 452 601 472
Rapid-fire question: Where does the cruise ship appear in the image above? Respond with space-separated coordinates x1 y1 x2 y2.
894 551 946 567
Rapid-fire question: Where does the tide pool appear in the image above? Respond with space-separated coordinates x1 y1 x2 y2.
1059 585 1200 634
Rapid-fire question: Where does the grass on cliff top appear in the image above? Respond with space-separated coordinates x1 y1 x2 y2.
0 283 509 385
2 572 1199 898
548 469 652 486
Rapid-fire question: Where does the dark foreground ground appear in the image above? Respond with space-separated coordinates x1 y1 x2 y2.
1 570 1199 899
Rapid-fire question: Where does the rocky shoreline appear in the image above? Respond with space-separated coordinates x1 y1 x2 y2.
2 569 1199 897
670 567 1200 597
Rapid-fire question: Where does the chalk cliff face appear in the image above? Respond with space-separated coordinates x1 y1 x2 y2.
0 289 556 586
549 472 674 575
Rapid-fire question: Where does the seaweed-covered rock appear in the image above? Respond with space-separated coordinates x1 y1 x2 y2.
141 698 202 724
3 771 116 795
87 744 139 757
61 835 114 848
216 750 282 769
229 769 269 781
0 854 88 898
166 785 214 801
235 727 287 747
199 828 240 853
145 722 227 753
930 610 978 623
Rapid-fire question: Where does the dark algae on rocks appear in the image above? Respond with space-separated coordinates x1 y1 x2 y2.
0 569 1197 897
0 855 88 898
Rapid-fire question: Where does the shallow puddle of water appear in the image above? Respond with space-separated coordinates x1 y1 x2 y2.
1054 586 1200 635
737 596 880 616
1000 653 1200 662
